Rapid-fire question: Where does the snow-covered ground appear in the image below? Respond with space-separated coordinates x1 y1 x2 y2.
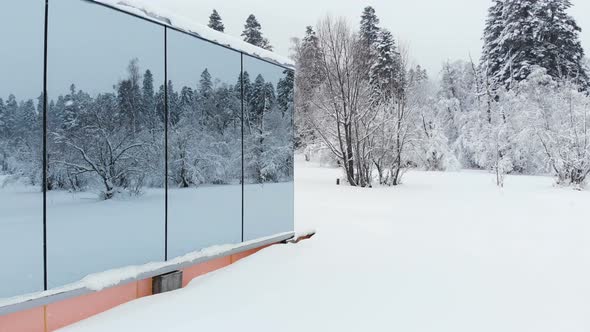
61 158 590 332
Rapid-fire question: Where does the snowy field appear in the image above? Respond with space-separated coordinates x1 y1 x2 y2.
61 157 590 332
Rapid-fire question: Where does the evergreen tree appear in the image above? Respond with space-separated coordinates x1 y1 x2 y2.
250 74 267 127
199 69 213 99
241 14 273 51
369 29 401 101
481 0 506 87
500 0 539 86
263 82 275 115
360 6 381 47
167 80 180 127
236 71 252 106
536 0 588 87
61 84 79 131
414 65 429 82
155 84 166 125
359 6 382 77
4 95 18 138
277 70 294 115
208 9 225 32
17 99 37 133
179 86 194 120
0 98 5 135
117 60 143 133
481 0 588 89
142 70 155 114
299 26 324 89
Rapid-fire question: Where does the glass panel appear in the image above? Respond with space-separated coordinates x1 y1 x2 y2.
0 0 44 298
167 31 242 257
243 56 294 241
47 0 165 288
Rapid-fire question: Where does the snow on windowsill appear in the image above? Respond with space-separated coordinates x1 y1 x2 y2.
91 0 295 69
0 232 294 310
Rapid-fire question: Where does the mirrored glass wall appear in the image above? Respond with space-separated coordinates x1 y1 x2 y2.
0 0 45 299
0 0 294 299
167 31 242 258
47 0 166 288
243 56 294 241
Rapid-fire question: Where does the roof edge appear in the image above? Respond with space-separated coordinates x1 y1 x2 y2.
89 0 295 70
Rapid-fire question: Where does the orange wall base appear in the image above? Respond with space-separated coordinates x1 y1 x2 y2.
0 243 277 332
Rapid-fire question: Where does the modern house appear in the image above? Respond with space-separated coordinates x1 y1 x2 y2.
0 0 295 330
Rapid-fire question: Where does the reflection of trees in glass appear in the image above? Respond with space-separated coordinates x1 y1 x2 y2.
244 69 294 184
0 93 43 188
168 68 242 188
1 59 294 199
48 59 165 199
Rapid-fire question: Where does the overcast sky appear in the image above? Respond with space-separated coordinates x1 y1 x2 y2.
153 0 590 77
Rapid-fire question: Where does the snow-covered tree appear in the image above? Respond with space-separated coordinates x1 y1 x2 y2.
536 0 588 88
359 6 381 77
369 29 400 101
413 71 460 172
481 0 588 89
277 69 294 116
523 68 590 187
242 14 273 51
481 0 506 90
359 6 380 48
308 16 374 187
208 9 225 32
291 26 324 154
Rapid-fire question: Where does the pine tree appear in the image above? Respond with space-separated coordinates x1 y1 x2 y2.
179 86 194 119
250 74 267 127
369 29 401 100
241 14 273 51
142 70 156 130
500 0 539 86
4 95 18 138
360 6 381 47
0 98 5 135
481 0 506 86
199 69 213 99
17 99 37 133
208 9 225 32
167 80 180 126
536 0 588 87
300 26 324 89
117 60 143 133
63 84 79 131
414 65 429 82
359 6 382 77
142 70 154 109
481 0 588 89
277 69 294 115
236 71 252 106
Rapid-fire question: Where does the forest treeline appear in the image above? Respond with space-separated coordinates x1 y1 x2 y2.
292 0 590 188
0 59 293 199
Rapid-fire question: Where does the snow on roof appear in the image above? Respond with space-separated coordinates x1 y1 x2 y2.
91 0 295 69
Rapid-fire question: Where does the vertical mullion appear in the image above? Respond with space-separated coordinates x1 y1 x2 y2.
164 26 169 261
43 0 49 292
241 53 245 243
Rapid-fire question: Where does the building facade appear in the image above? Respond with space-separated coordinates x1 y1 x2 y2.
0 0 294 327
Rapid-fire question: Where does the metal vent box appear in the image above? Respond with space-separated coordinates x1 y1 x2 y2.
152 270 183 294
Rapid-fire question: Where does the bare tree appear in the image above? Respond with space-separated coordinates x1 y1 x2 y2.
53 94 146 200
370 46 420 185
308 16 373 187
